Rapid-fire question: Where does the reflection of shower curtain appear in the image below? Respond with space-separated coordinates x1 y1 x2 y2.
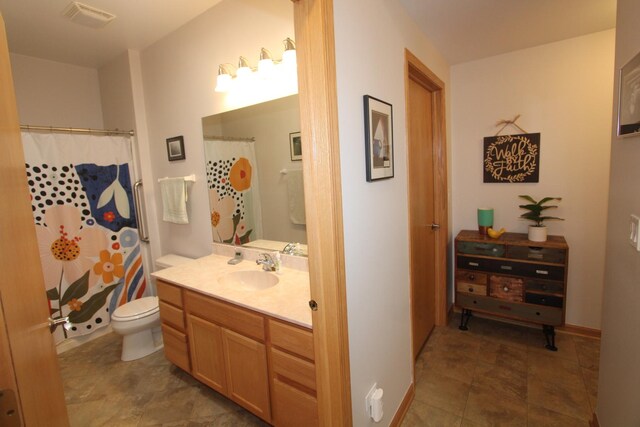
204 139 262 244
21 132 147 344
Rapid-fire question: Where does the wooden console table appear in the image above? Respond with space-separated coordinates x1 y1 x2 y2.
454 230 569 351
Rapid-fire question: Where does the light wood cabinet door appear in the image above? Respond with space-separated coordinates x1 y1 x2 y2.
187 314 227 394
272 378 319 427
222 328 271 422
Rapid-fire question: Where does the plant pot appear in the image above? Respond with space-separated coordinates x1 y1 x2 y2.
528 225 547 242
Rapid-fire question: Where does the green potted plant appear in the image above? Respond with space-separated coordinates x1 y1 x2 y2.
518 195 564 242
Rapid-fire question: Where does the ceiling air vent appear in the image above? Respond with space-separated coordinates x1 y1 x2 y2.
62 2 116 29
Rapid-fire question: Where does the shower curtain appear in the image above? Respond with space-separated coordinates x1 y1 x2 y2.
204 138 263 244
22 132 147 344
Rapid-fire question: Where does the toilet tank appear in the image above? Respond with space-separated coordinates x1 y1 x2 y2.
155 254 193 271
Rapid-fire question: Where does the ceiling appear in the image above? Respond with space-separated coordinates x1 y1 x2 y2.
0 0 222 68
400 0 617 64
0 0 617 69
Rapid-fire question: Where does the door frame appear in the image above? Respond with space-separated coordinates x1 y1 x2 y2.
405 49 449 354
293 0 353 425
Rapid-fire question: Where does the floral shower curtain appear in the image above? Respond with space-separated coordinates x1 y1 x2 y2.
21 132 147 344
204 138 262 244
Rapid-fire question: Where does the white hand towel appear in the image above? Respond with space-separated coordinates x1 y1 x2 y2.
287 169 306 225
160 177 189 224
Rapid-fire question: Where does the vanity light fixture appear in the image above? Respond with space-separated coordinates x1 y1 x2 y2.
214 37 296 93
214 63 235 93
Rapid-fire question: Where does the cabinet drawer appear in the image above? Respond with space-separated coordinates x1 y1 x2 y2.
185 291 265 341
270 348 316 392
489 276 524 302
456 293 563 325
161 324 190 372
456 282 487 296
457 241 505 257
458 256 565 281
525 293 563 308
455 270 487 285
507 245 566 264
271 378 319 427
157 280 183 308
526 279 564 294
159 300 185 331
269 319 314 361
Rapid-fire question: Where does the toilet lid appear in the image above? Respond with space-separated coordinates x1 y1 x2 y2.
112 296 159 320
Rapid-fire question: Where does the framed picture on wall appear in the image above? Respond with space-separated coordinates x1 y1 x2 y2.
166 136 185 161
364 95 394 181
618 50 640 137
289 131 302 161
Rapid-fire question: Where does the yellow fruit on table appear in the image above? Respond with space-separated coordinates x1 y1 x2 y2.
487 227 506 239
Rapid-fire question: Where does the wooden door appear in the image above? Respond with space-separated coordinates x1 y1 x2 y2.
408 77 437 358
0 13 70 426
187 315 227 394
406 50 449 360
222 328 271 422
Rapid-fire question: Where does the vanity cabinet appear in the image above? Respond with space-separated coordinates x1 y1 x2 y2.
455 230 569 350
156 280 190 372
185 290 271 422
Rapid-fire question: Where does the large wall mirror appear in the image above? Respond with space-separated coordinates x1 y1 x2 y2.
201 94 307 255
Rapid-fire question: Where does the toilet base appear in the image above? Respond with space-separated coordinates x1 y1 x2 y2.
120 329 163 361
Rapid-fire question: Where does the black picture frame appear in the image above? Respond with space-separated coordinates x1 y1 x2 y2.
618 50 640 137
166 136 185 161
289 131 302 161
364 95 394 181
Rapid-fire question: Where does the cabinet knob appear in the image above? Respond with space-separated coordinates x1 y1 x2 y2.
468 287 474 293
503 286 509 292
469 274 475 280
308 300 318 311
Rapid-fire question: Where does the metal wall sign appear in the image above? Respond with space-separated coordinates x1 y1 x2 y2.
483 133 540 183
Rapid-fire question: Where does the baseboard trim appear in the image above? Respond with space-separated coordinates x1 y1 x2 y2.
390 382 415 427
558 323 601 339
590 412 600 427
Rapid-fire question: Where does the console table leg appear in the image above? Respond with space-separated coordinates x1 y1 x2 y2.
459 309 472 331
543 325 558 351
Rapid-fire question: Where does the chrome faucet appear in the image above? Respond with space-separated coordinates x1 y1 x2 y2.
256 253 276 271
282 242 297 255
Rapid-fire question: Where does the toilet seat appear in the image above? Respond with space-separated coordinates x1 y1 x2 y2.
112 296 159 321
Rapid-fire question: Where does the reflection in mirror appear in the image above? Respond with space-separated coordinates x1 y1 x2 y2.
202 95 307 255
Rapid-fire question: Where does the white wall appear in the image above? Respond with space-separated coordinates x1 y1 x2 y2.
10 53 104 128
139 0 295 259
333 1 451 425
597 0 640 424
451 30 615 330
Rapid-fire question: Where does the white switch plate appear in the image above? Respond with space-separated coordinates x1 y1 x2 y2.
630 214 640 251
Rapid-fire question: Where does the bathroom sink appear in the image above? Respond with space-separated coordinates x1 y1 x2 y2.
218 270 279 290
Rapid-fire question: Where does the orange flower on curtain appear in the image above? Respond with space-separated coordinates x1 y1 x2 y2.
35 205 107 288
229 157 252 192
93 250 125 284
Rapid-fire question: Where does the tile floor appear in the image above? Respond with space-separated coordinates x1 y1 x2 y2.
403 314 600 426
59 314 600 426
58 333 268 426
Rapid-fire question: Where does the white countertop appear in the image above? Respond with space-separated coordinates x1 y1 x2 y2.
151 254 312 329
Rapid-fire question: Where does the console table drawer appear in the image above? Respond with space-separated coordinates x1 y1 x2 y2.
489 276 524 302
456 293 562 325
455 270 487 285
526 279 564 294
507 246 566 264
457 241 505 257
456 282 487 295
457 256 565 281
525 293 563 308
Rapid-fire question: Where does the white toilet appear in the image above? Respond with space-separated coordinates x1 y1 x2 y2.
111 254 193 361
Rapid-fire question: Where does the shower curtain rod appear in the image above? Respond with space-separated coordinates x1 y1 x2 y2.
204 135 255 142
20 124 134 137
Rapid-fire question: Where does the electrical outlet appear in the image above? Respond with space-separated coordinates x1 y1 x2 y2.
630 214 640 251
